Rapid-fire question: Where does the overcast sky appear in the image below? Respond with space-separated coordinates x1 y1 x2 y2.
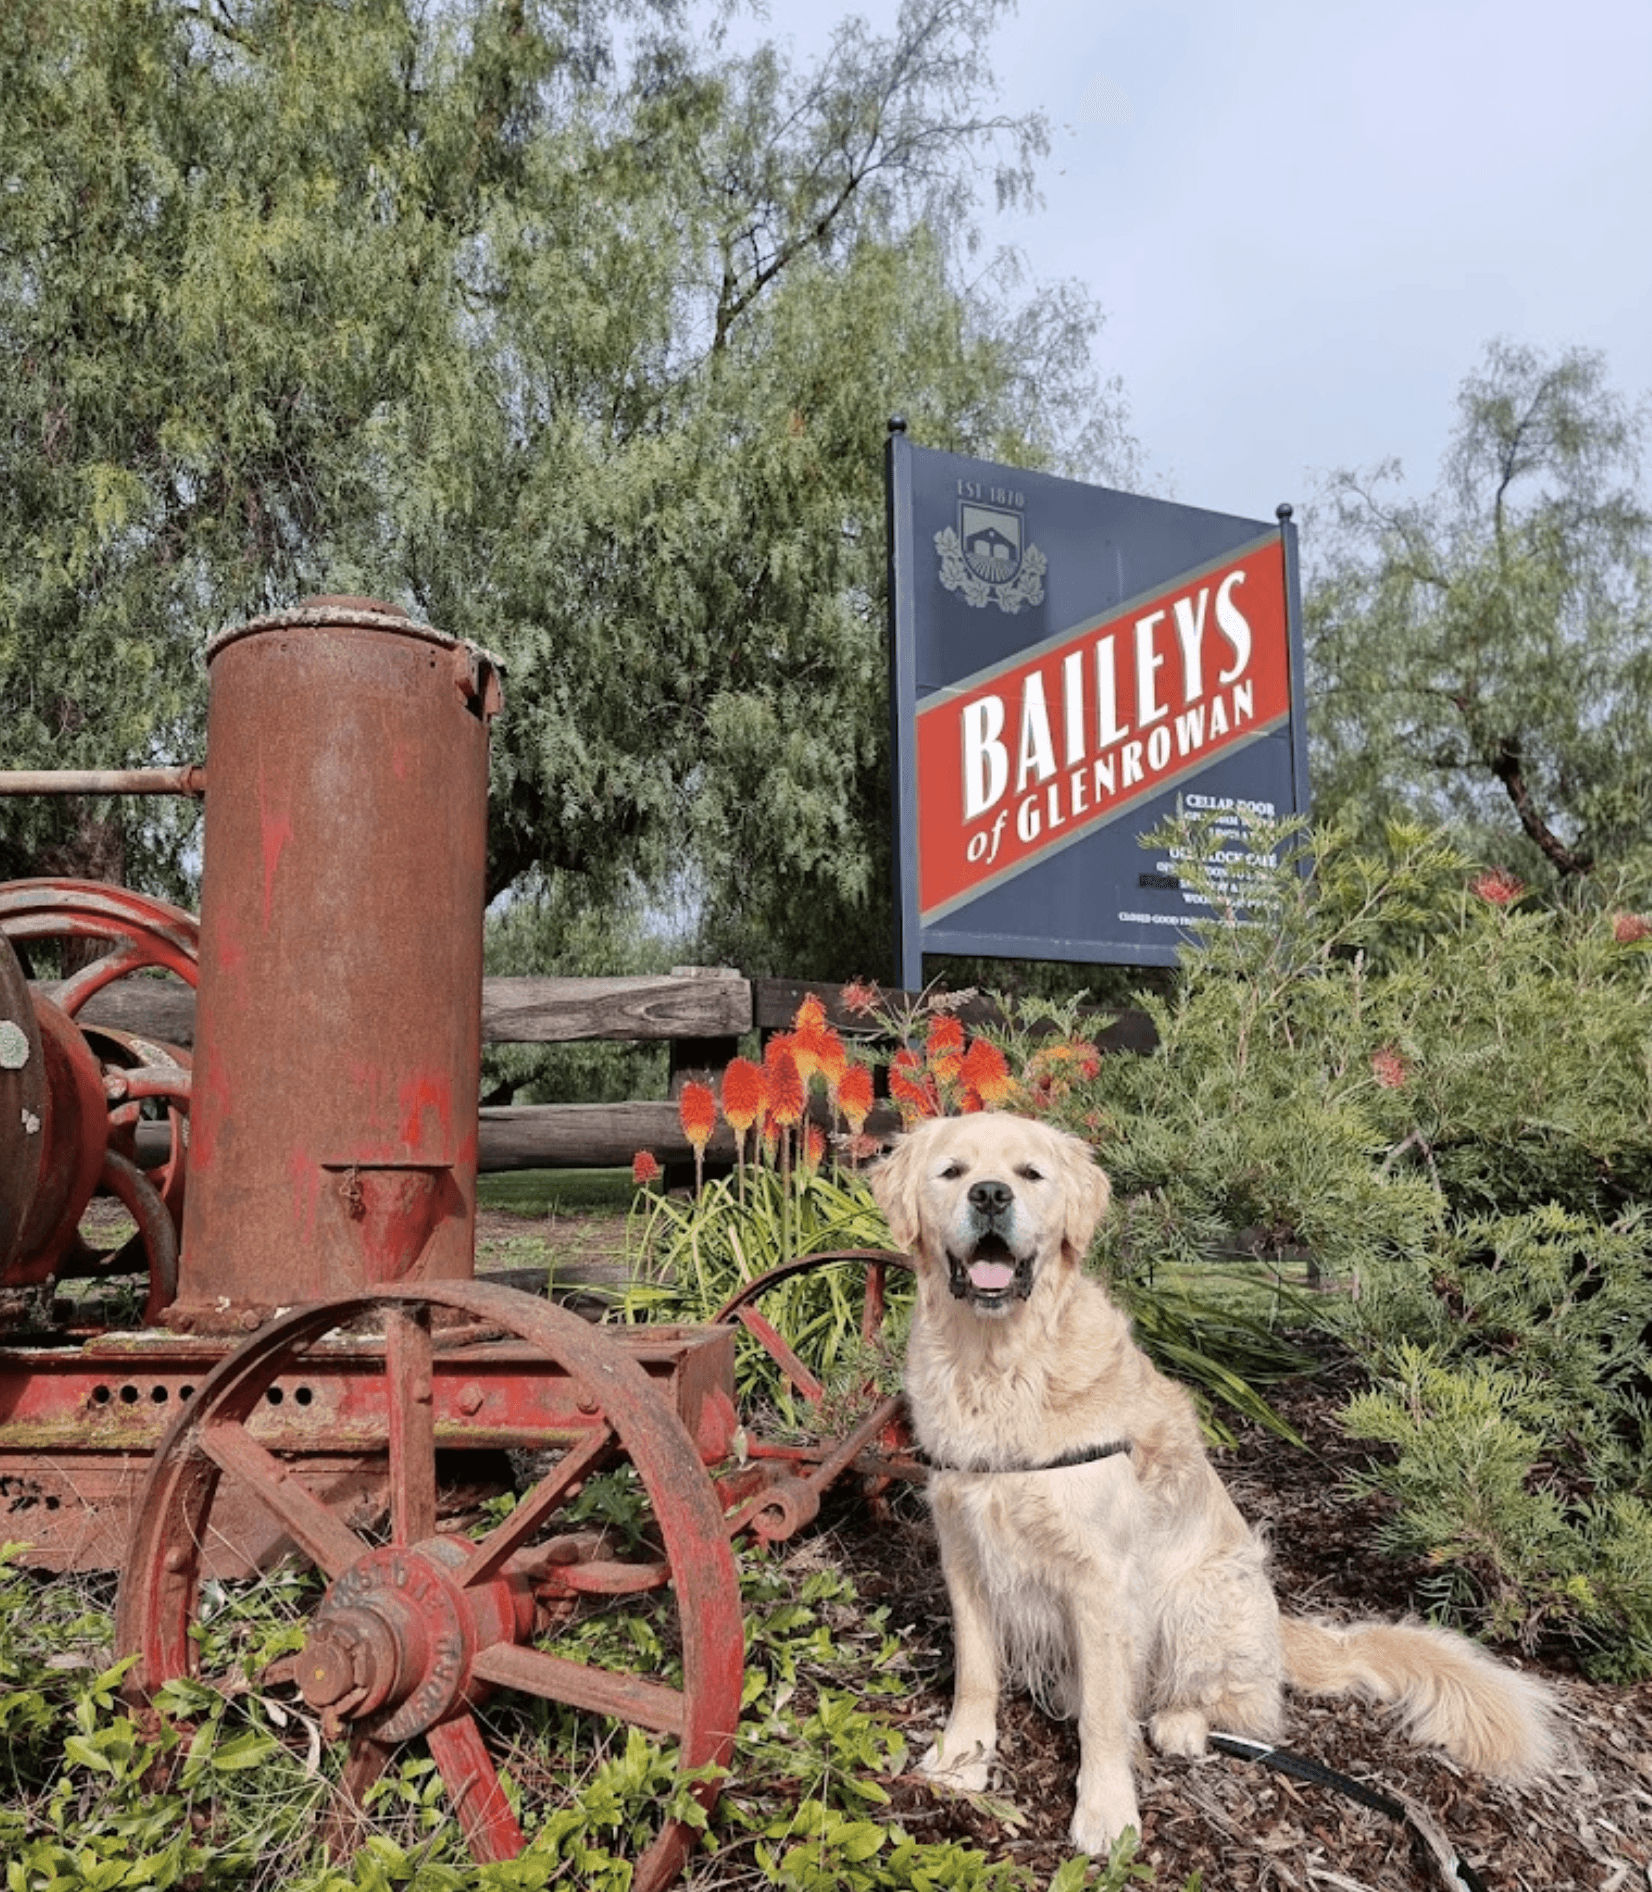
726 0 1652 534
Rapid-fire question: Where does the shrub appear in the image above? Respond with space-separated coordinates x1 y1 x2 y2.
1036 816 1652 1673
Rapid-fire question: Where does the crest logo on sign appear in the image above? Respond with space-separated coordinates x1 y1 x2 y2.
935 499 1046 614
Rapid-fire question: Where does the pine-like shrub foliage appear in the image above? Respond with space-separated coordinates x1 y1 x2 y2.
1037 817 1652 1676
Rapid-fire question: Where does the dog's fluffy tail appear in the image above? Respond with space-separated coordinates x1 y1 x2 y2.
1280 1617 1559 1780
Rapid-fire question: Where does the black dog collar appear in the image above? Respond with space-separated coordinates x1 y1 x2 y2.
918 1437 1132 1475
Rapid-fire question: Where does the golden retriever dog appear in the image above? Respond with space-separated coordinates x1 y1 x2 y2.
871 1113 1558 1853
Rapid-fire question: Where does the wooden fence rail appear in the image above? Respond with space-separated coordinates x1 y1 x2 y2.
79 970 1154 1173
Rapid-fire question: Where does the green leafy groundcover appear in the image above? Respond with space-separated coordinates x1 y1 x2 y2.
0 1546 1185 1892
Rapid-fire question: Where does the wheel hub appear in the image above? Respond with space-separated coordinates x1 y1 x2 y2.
297 1536 527 1740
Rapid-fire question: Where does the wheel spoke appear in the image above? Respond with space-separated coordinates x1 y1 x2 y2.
427 1714 525 1864
736 1305 826 1404
383 1303 437 1545
54 938 151 1015
323 1731 396 1859
471 1640 689 1741
198 1419 366 1577
457 1424 615 1588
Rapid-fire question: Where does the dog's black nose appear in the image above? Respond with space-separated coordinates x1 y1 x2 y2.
968 1179 1013 1219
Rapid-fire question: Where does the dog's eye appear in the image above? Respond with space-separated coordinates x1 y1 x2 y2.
1017 1164 1045 1182
939 1161 965 1181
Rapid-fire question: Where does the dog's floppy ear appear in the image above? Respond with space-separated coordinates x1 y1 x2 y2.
1055 1129 1111 1259
869 1124 928 1253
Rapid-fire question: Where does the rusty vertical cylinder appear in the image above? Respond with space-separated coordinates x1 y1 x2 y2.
174 600 502 1324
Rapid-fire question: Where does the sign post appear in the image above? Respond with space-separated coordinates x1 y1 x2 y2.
886 424 1309 987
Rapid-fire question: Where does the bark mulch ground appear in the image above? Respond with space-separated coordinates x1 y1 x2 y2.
805 1367 1652 1892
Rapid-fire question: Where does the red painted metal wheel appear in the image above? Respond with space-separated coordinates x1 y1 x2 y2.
712 1247 914 1410
0 878 197 1312
711 1250 917 1538
115 1282 743 1888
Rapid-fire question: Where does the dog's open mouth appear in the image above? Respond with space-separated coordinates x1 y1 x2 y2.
947 1232 1034 1310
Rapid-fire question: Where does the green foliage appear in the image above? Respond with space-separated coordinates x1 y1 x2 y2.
1043 816 1652 1671
0 0 1131 978
622 1162 907 1421
1307 339 1652 887
1 1537 1200 1889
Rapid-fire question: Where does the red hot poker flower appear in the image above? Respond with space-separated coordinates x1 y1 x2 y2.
801 1122 828 1175
632 1150 661 1186
837 1060 875 1133
840 978 882 1018
925 1014 966 1085
960 1037 1017 1107
791 999 830 1086
721 1058 766 1135
765 1045 806 1127
677 1081 717 1154
889 1046 939 1121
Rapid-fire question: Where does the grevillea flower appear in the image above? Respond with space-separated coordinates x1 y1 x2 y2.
925 1014 966 1085
677 1081 716 1154
960 1037 1017 1107
1612 912 1652 944
720 1058 765 1136
836 1130 885 1167
1370 1046 1408 1090
837 1060 875 1133
840 978 882 1018
632 1150 661 1186
1472 868 1525 906
764 1045 806 1127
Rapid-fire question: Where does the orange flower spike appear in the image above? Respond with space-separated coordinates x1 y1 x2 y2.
837 1060 875 1134
720 1058 766 1136
677 1081 717 1155
632 1150 661 1187
925 1014 965 1077
817 1026 848 1087
889 1046 938 1122
790 1004 828 1087
801 1122 828 1176
765 1045 806 1127
960 1037 1017 1107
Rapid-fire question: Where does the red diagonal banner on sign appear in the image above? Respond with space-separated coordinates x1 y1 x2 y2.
916 533 1293 923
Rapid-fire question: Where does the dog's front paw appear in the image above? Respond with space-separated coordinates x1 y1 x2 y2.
1069 1756 1139 1855
917 1738 993 1794
1149 1708 1210 1759
1068 1791 1139 1856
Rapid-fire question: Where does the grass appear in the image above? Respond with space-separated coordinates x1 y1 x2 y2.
476 1168 634 1218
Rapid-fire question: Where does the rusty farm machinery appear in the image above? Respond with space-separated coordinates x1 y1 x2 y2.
0 599 915 1889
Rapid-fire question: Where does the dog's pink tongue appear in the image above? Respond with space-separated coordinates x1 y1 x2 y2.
968 1259 1016 1293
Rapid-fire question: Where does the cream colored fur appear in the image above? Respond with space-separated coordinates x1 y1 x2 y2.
871 1113 1559 1855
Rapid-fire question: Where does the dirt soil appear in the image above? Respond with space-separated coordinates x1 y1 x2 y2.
484 1206 1652 1891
